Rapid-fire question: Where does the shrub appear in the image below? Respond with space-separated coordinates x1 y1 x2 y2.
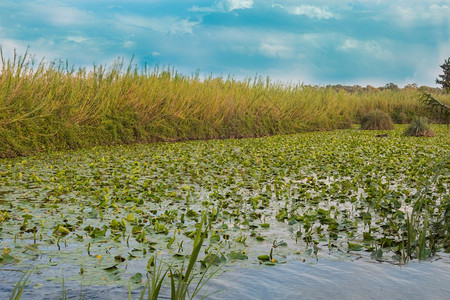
404 117 435 137
360 110 394 130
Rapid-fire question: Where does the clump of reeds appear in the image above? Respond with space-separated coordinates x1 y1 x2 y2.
404 117 435 137
360 110 395 130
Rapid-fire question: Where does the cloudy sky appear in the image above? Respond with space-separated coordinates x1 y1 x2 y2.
0 0 448 86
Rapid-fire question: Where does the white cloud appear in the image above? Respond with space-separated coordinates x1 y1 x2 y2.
67 36 87 43
339 39 394 61
227 0 253 11
285 5 335 19
151 51 160 57
26 1 94 26
393 4 450 26
0 38 29 57
116 15 200 34
123 41 135 48
259 42 292 59
169 18 200 34
0 36 63 63
190 0 253 12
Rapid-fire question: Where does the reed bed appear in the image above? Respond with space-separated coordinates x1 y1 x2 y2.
1 50 449 158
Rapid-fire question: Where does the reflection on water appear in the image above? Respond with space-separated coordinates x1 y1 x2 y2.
205 258 450 300
0 258 449 299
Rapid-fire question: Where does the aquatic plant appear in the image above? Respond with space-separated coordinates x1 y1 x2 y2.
360 110 395 130
1 126 449 298
404 117 435 137
401 153 449 262
8 269 32 300
139 214 216 300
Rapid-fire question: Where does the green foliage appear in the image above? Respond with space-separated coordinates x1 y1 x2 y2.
9 269 32 300
2 50 450 158
139 255 168 300
419 92 450 124
402 154 449 262
360 110 394 130
139 215 216 300
383 83 399 91
404 117 435 137
436 57 450 93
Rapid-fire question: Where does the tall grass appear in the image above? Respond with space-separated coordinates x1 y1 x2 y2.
1 49 449 157
402 153 449 263
9 269 32 300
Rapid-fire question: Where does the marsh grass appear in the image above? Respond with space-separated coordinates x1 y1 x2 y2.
360 110 395 130
1 50 449 157
404 117 435 137
168 220 210 299
8 270 32 300
402 153 449 263
138 213 217 300
138 255 167 300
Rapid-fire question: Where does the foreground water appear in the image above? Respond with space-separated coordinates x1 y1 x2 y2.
205 258 450 300
0 257 448 299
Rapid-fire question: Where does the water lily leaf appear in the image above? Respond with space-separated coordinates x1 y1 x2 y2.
363 232 373 241
0 253 16 264
56 225 70 236
257 255 270 261
347 242 363 251
114 255 126 262
126 213 135 222
103 264 119 272
371 248 383 260
228 251 248 260
210 234 220 243
130 272 142 284
201 253 226 267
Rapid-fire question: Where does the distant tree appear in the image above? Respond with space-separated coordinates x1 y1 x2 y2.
365 85 378 92
384 83 399 91
404 83 418 90
436 57 450 93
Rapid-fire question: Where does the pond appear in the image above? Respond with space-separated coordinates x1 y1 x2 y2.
0 126 449 298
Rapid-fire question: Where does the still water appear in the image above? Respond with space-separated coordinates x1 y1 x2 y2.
205 258 450 300
1 257 448 299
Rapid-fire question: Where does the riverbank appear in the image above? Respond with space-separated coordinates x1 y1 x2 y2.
2 52 449 158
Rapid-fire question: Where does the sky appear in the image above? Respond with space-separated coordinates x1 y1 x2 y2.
0 0 449 87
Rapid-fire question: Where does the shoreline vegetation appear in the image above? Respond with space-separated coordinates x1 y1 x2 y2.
1 50 449 158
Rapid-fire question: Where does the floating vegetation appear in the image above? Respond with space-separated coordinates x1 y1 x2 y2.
0 125 449 297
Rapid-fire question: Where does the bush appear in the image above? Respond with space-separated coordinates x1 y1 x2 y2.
404 117 435 137
360 110 394 130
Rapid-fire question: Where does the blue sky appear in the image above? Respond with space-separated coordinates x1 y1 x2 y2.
0 0 448 87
